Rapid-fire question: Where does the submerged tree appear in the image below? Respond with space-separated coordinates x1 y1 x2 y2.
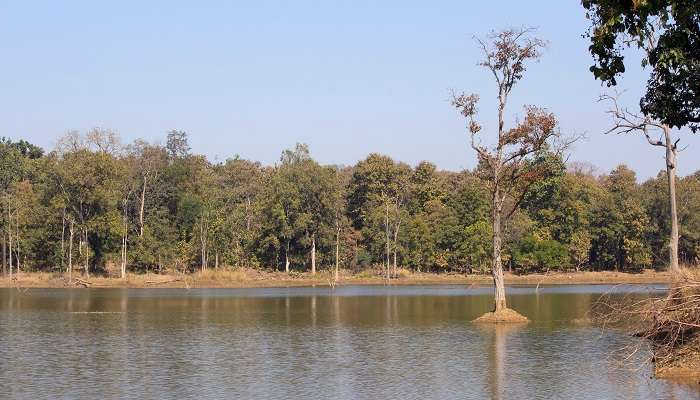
452 28 569 319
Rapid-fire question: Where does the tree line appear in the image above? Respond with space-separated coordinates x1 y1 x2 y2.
1 131 698 278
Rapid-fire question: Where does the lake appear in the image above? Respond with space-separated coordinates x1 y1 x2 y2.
1 284 698 399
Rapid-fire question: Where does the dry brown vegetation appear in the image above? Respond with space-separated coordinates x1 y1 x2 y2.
0 268 672 289
473 308 530 323
595 268 700 378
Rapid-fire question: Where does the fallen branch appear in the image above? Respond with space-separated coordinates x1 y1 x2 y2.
593 272 700 375
74 278 93 288
144 278 182 285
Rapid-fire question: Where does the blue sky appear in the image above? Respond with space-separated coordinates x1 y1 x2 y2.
1 0 698 179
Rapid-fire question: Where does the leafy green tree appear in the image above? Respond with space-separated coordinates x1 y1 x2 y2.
678 172 700 263
216 158 266 268
582 1 699 273
259 165 299 272
1 137 43 159
512 234 569 273
583 0 700 130
0 139 29 277
258 144 340 274
520 161 602 271
166 130 191 160
409 161 447 214
569 231 593 272
459 220 493 273
434 172 491 273
589 165 652 270
49 142 125 277
348 154 411 278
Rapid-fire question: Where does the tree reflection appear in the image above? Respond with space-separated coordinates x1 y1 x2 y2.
482 323 527 400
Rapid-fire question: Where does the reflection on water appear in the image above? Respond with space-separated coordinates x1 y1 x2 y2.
484 323 523 400
0 285 697 400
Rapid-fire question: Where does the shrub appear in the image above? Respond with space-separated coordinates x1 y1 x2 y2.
513 235 569 273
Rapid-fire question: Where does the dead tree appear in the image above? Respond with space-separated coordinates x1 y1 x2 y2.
601 93 682 274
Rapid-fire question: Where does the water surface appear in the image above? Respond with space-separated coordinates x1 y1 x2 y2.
1 284 697 399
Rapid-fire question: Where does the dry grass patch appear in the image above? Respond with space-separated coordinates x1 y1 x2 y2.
473 308 530 324
196 269 249 282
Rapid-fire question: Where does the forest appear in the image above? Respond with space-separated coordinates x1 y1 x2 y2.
1 130 698 278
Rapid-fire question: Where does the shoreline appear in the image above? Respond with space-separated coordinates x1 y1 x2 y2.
0 269 672 289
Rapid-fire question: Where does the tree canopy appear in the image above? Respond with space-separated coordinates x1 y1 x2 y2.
1 132 696 278
583 0 700 131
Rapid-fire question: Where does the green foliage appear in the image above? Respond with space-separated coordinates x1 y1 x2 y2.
459 220 493 273
513 235 569 273
583 0 700 130
166 130 191 159
257 144 343 270
0 132 695 276
588 166 652 270
347 153 411 265
678 172 700 264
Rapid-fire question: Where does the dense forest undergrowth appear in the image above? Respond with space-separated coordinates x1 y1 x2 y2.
1 131 698 279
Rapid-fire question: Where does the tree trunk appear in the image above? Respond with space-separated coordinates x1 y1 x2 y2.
491 193 507 312
311 232 316 275
15 208 20 276
491 90 508 313
246 196 252 231
200 216 207 272
7 198 12 280
215 252 219 269
121 235 125 278
285 240 290 273
201 224 204 272
121 222 127 279
121 236 125 278
663 126 680 275
385 201 390 280
61 207 66 272
335 227 340 282
2 232 5 276
392 201 402 279
392 220 400 279
139 175 146 237
68 220 74 283
84 228 89 278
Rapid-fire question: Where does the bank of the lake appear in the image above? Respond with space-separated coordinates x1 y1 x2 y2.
0 268 672 289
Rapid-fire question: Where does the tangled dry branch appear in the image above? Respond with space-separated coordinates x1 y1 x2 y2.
593 270 700 375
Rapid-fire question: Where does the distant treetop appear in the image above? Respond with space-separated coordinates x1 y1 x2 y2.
1 137 44 159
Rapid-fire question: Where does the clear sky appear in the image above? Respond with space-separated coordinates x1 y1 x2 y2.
1 0 698 180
